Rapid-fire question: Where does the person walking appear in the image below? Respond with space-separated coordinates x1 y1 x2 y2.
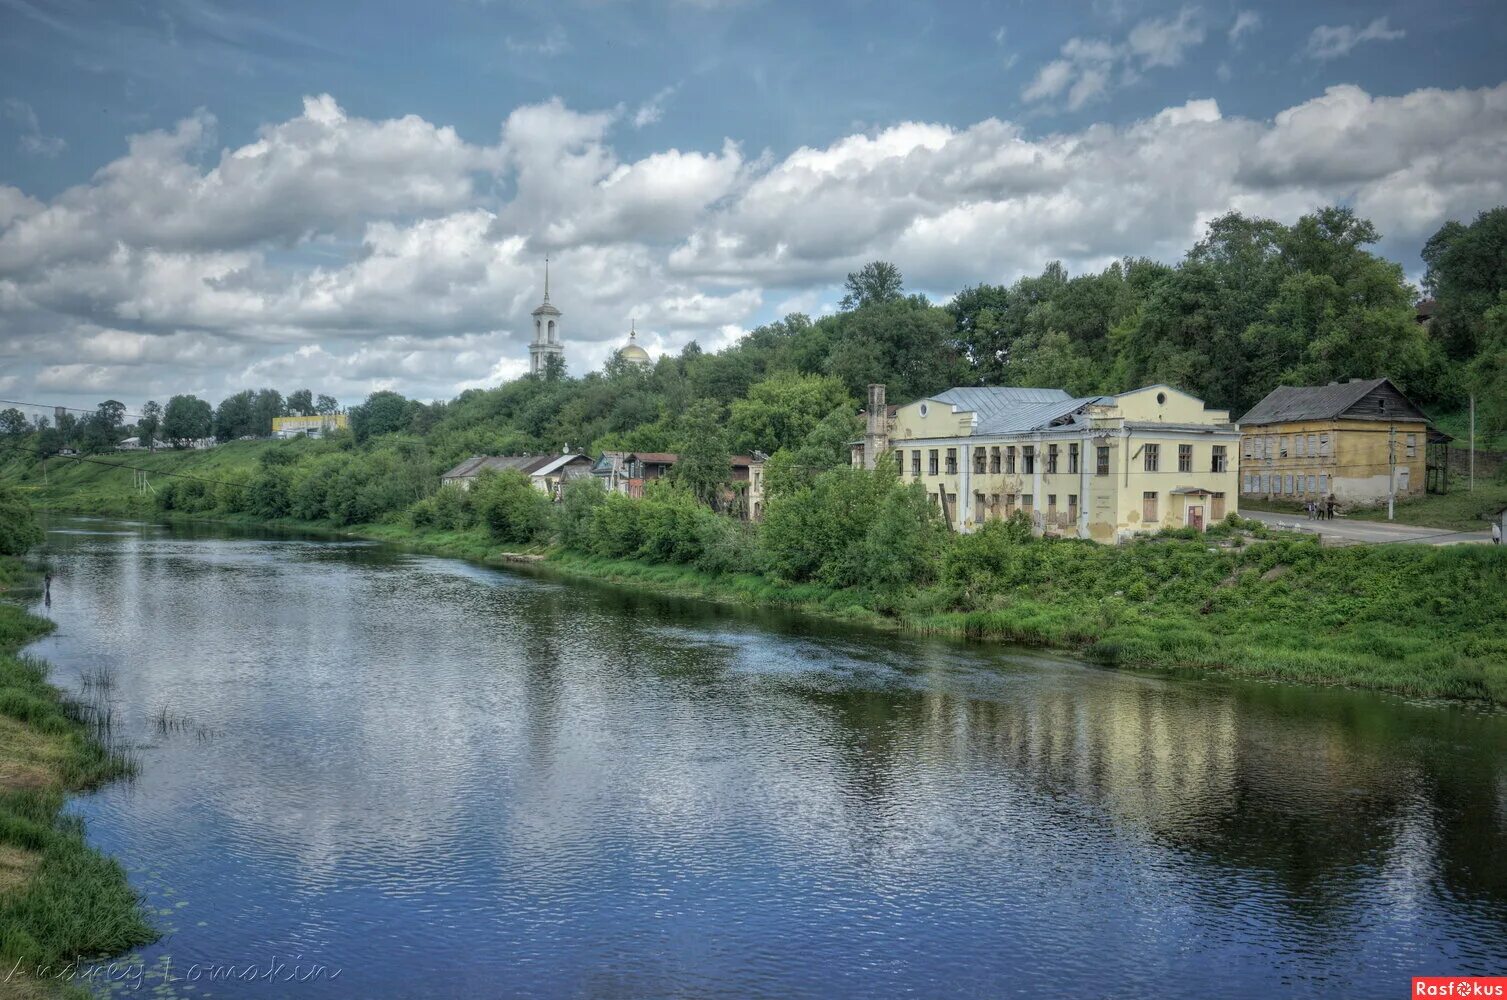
1493 519 1502 546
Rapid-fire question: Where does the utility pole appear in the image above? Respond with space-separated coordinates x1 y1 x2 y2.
1469 393 1476 492
1388 424 1396 521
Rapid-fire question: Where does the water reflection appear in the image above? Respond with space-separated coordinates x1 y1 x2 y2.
26 516 1507 999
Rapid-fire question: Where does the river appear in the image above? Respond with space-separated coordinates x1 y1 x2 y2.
25 516 1507 998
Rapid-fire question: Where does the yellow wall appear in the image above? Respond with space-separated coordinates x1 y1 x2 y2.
272 413 349 433
1239 419 1426 504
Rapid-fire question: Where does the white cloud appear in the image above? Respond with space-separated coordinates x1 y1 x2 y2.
632 85 678 128
2 82 1505 409
3 98 66 158
1023 8 1204 111
1228 10 1260 47
1306 16 1405 61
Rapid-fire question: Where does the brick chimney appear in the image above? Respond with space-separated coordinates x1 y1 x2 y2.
864 383 888 470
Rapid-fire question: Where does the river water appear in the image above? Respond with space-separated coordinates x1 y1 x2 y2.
24 516 1507 998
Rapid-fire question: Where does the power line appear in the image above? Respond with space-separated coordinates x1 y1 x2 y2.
0 397 148 421
0 440 249 490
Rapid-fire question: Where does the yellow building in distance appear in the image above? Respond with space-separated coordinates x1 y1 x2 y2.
854 383 1240 542
272 413 349 439
1236 377 1431 506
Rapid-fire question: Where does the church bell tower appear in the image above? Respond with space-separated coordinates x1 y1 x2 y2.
529 256 565 375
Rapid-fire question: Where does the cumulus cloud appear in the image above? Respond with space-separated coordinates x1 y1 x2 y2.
1306 16 1405 61
2 82 1505 409
1023 8 1204 111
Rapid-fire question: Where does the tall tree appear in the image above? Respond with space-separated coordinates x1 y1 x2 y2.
315 394 340 416
0 408 26 437
670 400 732 509
286 389 316 417
1422 207 1507 360
139 400 162 450
162 395 213 448
839 261 905 311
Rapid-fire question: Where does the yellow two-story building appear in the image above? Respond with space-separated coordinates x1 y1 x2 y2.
854 384 1240 542
1236 377 1432 507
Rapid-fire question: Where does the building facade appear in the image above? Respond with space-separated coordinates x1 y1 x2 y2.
272 414 349 439
1236 378 1431 506
855 384 1240 542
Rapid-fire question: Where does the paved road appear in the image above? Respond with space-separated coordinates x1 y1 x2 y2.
1241 509 1493 546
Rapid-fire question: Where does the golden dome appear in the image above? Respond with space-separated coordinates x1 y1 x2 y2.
617 322 651 365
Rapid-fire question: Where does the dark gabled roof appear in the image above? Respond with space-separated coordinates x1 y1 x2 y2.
1238 378 1427 426
441 454 555 479
624 452 678 465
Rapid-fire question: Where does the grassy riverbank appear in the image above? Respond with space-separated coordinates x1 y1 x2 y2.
0 559 155 1000
7 445 1507 708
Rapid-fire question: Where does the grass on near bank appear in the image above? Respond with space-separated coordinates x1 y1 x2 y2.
0 560 155 1000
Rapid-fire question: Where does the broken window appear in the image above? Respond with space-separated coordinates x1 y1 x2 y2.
1406 433 1417 458
1023 446 1035 474
1211 445 1227 472
928 450 938 475
1178 444 1192 473
974 447 987 474
1069 443 1080 474
1096 446 1110 476
989 446 1000 473
1143 443 1159 472
1006 446 1017 474
945 448 957 475
1047 444 1059 474
1318 433 1330 456
911 451 921 477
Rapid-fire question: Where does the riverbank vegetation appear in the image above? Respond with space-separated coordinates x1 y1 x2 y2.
3 206 1507 708
0 490 154 999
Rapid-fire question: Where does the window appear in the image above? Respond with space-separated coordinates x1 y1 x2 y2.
1022 493 1034 512
1005 493 1017 513
1211 492 1226 520
1096 446 1110 476
1284 474 1294 495
1143 443 1159 472
1243 436 1254 459
1397 467 1411 492
893 449 902 473
1023 446 1035 474
1047 494 1057 515
1318 433 1330 457
911 452 921 477
1268 435 1278 458
989 493 1000 516
1279 435 1290 458
1242 473 1251 493
974 491 986 520
1406 433 1417 458
1318 474 1328 495
1067 494 1078 518
1308 433 1317 456
928 450 938 475
1047 444 1059 474
989 447 1001 474
1178 444 1192 473
1211 445 1227 473
1142 491 1158 521
1296 434 1306 457
945 448 957 475
1308 474 1317 494
1069 443 1080 474
1006 446 1017 474
974 447 987 474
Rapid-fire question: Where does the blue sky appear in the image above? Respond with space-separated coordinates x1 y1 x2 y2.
2 0 1505 411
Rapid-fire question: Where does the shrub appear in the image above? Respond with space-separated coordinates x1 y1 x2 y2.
0 486 42 555
473 470 550 544
555 478 606 552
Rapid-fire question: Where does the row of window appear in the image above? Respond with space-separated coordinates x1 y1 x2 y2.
896 443 1229 477
1242 432 1419 460
1243 472 1330 496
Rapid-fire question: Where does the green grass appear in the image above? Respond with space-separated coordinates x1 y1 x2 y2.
0 562 155 1000
1346 481 1507 531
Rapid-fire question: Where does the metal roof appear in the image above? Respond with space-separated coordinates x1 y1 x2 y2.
530 454 590 478
1237 378 1423 425
441 455 555 479
928 387 1108 435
